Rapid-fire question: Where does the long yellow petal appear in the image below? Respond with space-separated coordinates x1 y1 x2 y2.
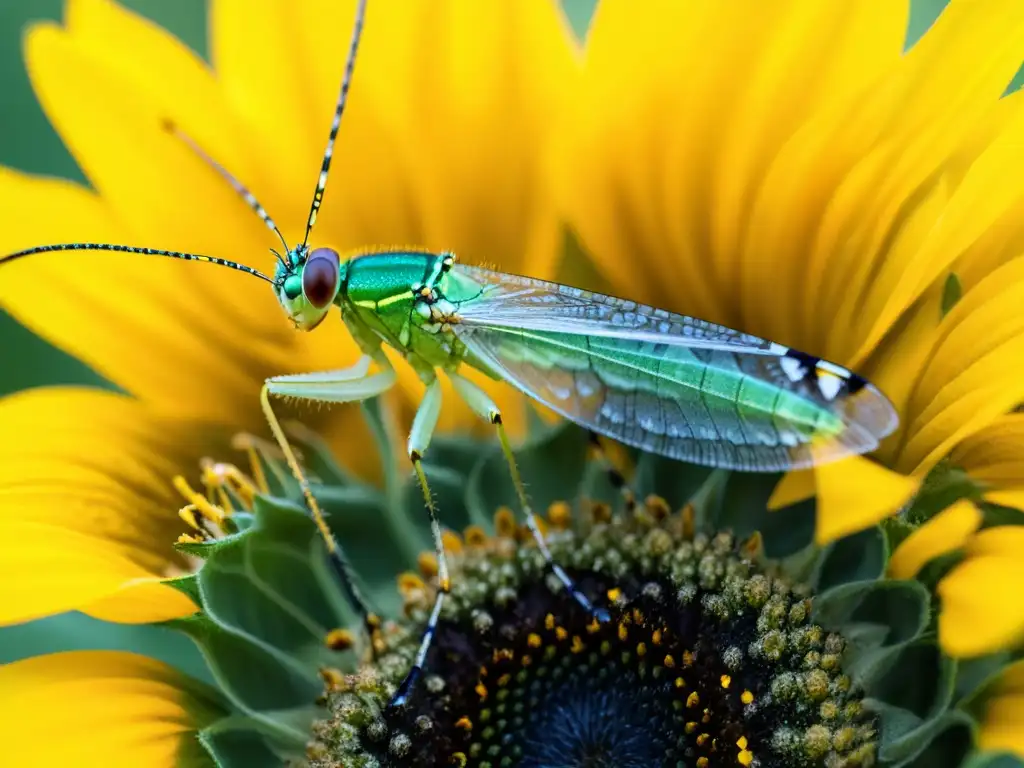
978 659 1024 758
949 414 1024 510
0 388 218 625
897 259 1024 474
812 456 920 544
210 0 315 221
826 0 1024 363
938 531 1024 657
888 500 981 580
0 651 222 767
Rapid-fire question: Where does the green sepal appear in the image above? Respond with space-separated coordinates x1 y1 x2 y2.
165 613 320 732
197 714 304 768
716 471 816 558
814 525 888 591
876 707 973 767
167 572 202 605
813 580 931 686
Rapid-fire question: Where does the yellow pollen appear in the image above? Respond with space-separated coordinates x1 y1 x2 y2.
590 502 612 523
607 587 622 603
455 716 472 732
720 674 732 689
177 532 204 544
556 627 569 641
741 689 754 704
463 525 488 547
675 677 686 689
586 618 601 634
683 650 695 667
739 749 754 766
687 692 700 708
696 759 709 768
652 629 663 645
325 629 354 651
494 648 514 662
686 721 698 734
200 460 256 508
645 494 671 520
318 667 344 691
528 633 542 648
450 752 467 767
494 507 517 538
681 503 696 538
547 501 573 530
441 530 463 554
737 736 748 749
173 476 226 525
571 636 586 654
664 654 676 668
417 552 439 578
618 623 629 641
230 433 271 494
697 733 709 747
475 682 487 701
636 642 647 657
521 654 533 666
497 673 511 687
178 505 202 532
741 532 762 557
632 608 644 624
545 614 556 630
398 572 427 597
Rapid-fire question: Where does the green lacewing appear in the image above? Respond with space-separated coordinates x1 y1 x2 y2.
0 0 897 706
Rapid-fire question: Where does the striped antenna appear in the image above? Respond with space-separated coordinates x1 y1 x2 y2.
0 243 277 285
302 0 368 247
163 119 289 265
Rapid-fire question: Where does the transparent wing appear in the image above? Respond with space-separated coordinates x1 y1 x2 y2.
449 265 897 472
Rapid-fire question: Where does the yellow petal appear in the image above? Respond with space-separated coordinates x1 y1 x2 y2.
984 490 1024 510
938 535 1024 657
979 658 1024 757
0 388 214 625
950 414 1024 510
10 23 309 425
966 527 1024 559
888 500 982 580
210 0 315 219
0 651 222 767
827 0 1024 362
768 469 816 510
896 258 1024 474
978 690 1024 758
812 456 921 544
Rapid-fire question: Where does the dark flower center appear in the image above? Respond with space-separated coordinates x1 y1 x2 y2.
311 507 877 768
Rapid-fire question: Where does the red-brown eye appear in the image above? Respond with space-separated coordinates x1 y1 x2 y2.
302 247 341 309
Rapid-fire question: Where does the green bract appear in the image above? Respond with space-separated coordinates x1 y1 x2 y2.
164 401 1018 768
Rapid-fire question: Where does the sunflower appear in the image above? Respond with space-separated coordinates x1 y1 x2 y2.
0 650 226 765
3 1 1024 767
0 0 578 627
552 0 1024 544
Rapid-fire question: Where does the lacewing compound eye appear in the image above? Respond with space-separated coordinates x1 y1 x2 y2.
302 247 341 308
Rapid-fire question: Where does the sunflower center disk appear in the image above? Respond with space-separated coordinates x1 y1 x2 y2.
423 581 757 768
315 503 878 768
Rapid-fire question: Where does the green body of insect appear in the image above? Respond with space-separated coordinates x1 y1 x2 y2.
0 0 897 709
280 246 895 474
